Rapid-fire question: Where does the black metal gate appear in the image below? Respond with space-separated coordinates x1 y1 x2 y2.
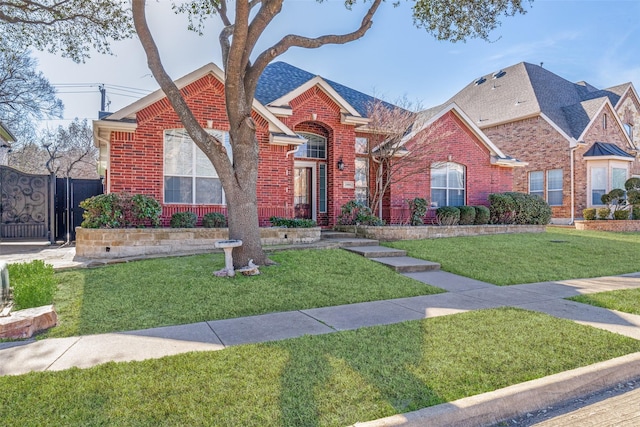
0 166 52 240
55 177 103 241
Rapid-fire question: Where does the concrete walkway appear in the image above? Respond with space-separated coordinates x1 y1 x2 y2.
2 239 640 426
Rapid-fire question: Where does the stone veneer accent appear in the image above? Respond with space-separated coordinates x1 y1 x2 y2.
574 220 640 232
75 227 321 259
336 224 545 241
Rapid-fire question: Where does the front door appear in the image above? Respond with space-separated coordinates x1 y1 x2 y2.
294 166 313 219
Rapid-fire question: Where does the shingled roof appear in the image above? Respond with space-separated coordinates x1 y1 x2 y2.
438 62 634 140
256 62 395 117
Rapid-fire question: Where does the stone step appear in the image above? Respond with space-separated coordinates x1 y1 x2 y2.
329 238 380 247
343 245 407 258
321 231 357 239
370 256 440 273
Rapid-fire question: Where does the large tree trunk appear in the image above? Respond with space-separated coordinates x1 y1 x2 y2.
226 181 266 268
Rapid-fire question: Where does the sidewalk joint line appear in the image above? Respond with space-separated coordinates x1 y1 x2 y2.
45 337 82 372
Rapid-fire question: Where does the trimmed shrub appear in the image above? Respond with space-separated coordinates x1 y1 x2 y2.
436 206 460 225
489 192 551 225
337 201 384 226
633 206 640 220
582 208 597 221
269 217 317 228
613 209 630 220
7 260 56 310
408 197 428 226
474 206 490 225
597 207 611 220
80 193 161 228
202 212 227 228
170 211 197 228
458 206 476 225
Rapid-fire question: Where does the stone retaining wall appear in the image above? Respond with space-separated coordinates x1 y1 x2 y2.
574 220 640 232
76 227 321 259
335 224 545 241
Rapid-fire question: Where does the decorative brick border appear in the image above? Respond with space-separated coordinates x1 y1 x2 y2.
574 220 640 232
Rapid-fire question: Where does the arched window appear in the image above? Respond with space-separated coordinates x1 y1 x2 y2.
431 162 466 207
295 132 326 159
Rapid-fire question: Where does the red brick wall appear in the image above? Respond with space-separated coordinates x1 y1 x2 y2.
388 111 513 224
107 74 291 226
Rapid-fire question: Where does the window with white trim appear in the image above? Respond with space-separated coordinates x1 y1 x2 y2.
295 132 326 159
355 157 369 205
624 123 633 139
529 171 543 199
355 137 368 154
588 160 630 206
164 129 231 204
431 162 465 207
547 169 563 206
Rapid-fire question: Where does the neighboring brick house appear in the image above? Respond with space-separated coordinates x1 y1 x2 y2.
432 62 640 223
93 62 520 227
0 122 14 166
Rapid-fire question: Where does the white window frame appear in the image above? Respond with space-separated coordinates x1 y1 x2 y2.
295 132 326 159
430 162 466 207
163 128 231 205
293 160 318 221
546 169 563 206
354 157 369 206
528 171 544 199
587 160 631 206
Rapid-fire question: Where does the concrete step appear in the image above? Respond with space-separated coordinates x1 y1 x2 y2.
329 238 380 247
370 256 440 273
321 231 357 239
343 246 407 258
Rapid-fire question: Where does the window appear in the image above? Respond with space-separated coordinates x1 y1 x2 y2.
624 123 633 139
319 164 327 213
355 137 368 154
588 162 630 206
431 162 465 207
164 129 231 204
603 114 608 130
547 169 563 206
355 157 369 205
529 171 543 199
295 132 326 159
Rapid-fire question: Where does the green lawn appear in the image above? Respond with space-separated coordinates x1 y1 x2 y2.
2 308 640 426
385 228 640 285
47 249 442 337
569 288 640 315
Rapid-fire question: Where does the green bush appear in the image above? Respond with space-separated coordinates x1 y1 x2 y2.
489 192 551 225
458 206 476 225
474 206 490 225
269 217 317 228
582 208 597 220
633 206 640 220
337 201 384 226
170 211 197 228
613 209 630 220
80 193 161 228
436 206 460 225
202 212 227 228
597 207 611 220
408 197 428 226
7 260 56 310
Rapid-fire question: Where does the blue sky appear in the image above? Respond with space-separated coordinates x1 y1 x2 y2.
34 0 640 126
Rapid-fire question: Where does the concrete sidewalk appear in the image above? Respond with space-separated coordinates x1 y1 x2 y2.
3 241 640 426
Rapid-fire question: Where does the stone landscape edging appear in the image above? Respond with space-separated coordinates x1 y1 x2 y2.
574 219 640 232
336 224 545 241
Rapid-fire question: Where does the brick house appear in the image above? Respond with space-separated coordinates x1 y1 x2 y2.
93 62 520 227
434 62 640 223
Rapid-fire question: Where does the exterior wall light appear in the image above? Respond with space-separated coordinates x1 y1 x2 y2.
337 158 345 171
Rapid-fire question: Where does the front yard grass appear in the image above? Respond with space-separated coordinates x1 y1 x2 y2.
47 249 442 337
569 288 640 315
3 308 640 426
385 228 640 285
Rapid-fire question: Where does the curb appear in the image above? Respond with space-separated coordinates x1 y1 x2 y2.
353 351 640 427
